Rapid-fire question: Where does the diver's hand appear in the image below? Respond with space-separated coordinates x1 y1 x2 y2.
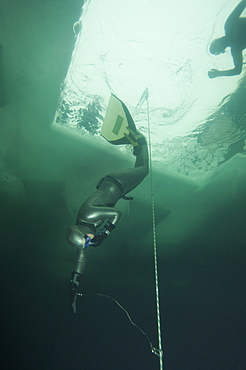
208 69 221 78
89 233 106 247
68 271 81 314
90 222 116 247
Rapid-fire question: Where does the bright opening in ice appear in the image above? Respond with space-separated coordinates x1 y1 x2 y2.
53 0 244 176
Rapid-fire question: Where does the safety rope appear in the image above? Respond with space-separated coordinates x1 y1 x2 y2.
144 88 164 369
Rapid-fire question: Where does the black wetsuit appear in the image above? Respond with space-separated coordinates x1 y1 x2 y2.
67 101 149 312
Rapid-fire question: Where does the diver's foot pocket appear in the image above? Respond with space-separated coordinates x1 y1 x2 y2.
124 127 146 154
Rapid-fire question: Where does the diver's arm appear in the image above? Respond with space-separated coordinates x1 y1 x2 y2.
77 205 122 247
225 0 246 31
90 221 116 247
104 206 122 226
85 205 122 227
208 48 242 78
68 248 87 313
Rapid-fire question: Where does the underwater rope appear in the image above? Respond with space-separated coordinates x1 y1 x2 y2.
144 88 164 369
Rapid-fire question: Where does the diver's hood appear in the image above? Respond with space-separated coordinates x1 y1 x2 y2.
66 225 87 249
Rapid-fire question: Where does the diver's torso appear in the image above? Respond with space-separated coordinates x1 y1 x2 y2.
76 180 122 227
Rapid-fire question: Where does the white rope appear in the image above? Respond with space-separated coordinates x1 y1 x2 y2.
145 89 164 370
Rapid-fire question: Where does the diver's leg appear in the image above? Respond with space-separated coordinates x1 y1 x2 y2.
107 140 149 195
73 248 87 274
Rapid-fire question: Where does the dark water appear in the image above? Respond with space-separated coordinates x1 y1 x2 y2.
1 182 245 370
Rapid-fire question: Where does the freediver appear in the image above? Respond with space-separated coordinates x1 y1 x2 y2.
208 0 246 78
66 97 149 313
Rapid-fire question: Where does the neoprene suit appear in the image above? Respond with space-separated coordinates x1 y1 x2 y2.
68 138 149 303
67 99 149 313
